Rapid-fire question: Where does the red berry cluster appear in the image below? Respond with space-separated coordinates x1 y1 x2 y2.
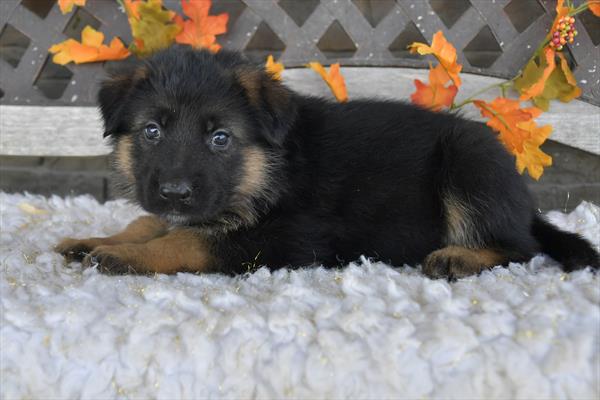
550 16 577 51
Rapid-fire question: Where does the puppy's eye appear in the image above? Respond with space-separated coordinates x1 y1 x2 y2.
144 123 161 141
211 130 230 148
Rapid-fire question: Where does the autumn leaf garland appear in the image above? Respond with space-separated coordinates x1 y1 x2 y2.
408 29 556 180
51 0 228 62
51 0 349 103
406 0 599 180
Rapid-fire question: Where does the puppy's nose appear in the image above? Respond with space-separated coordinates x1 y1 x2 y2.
159 181 192 202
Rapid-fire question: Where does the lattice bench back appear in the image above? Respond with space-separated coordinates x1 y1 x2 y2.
0 0 598 107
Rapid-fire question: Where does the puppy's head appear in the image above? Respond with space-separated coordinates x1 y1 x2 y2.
99 46 296 232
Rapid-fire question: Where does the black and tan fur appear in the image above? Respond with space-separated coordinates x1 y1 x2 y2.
56 46 599 279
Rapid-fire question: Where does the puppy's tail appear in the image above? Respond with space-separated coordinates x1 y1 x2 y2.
532 214 599 271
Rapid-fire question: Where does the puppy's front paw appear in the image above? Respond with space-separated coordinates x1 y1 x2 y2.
55 238 102 262
423 246 499 280
83 245 139 275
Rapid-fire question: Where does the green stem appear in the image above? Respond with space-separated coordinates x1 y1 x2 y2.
569 1 598 16
451 78 515 110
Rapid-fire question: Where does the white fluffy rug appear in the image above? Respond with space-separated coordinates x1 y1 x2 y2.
1 192 599 399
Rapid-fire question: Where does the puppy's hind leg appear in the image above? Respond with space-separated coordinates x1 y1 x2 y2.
423 246 508 280
56 215 168 262
423 122 538 279
423 194 514 279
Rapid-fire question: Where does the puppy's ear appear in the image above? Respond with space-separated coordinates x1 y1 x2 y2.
235 68 297 146
98 63 148 138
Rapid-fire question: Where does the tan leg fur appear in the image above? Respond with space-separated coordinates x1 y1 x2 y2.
55 215 168 262
82 228 213 274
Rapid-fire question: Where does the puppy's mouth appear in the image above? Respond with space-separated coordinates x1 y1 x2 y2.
159 207 224 227
161 211 193 226
159 208 246 234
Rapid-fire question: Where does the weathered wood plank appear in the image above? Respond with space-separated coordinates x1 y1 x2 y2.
0 106 110 156
1 68 598 156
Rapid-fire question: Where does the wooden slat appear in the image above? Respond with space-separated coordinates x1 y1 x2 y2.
1 68 598 156
0 106 110 156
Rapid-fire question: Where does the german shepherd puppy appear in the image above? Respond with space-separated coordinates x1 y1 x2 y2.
56 46 599 279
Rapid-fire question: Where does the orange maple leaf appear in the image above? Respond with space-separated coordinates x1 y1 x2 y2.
49 26 131 65
307 62 348 102
174 0 229 52
123 0 180 56
514 121 553 180
58 0 86 14
589 1 600 17
556 52 582 102
473 98 552 179
473 98 539 153
265 55 284 80
408 31 462 88
519 47 556 101
411 64 458 111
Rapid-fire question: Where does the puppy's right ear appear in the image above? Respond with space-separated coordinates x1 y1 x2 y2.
234 67 297 147
98 63 148 138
